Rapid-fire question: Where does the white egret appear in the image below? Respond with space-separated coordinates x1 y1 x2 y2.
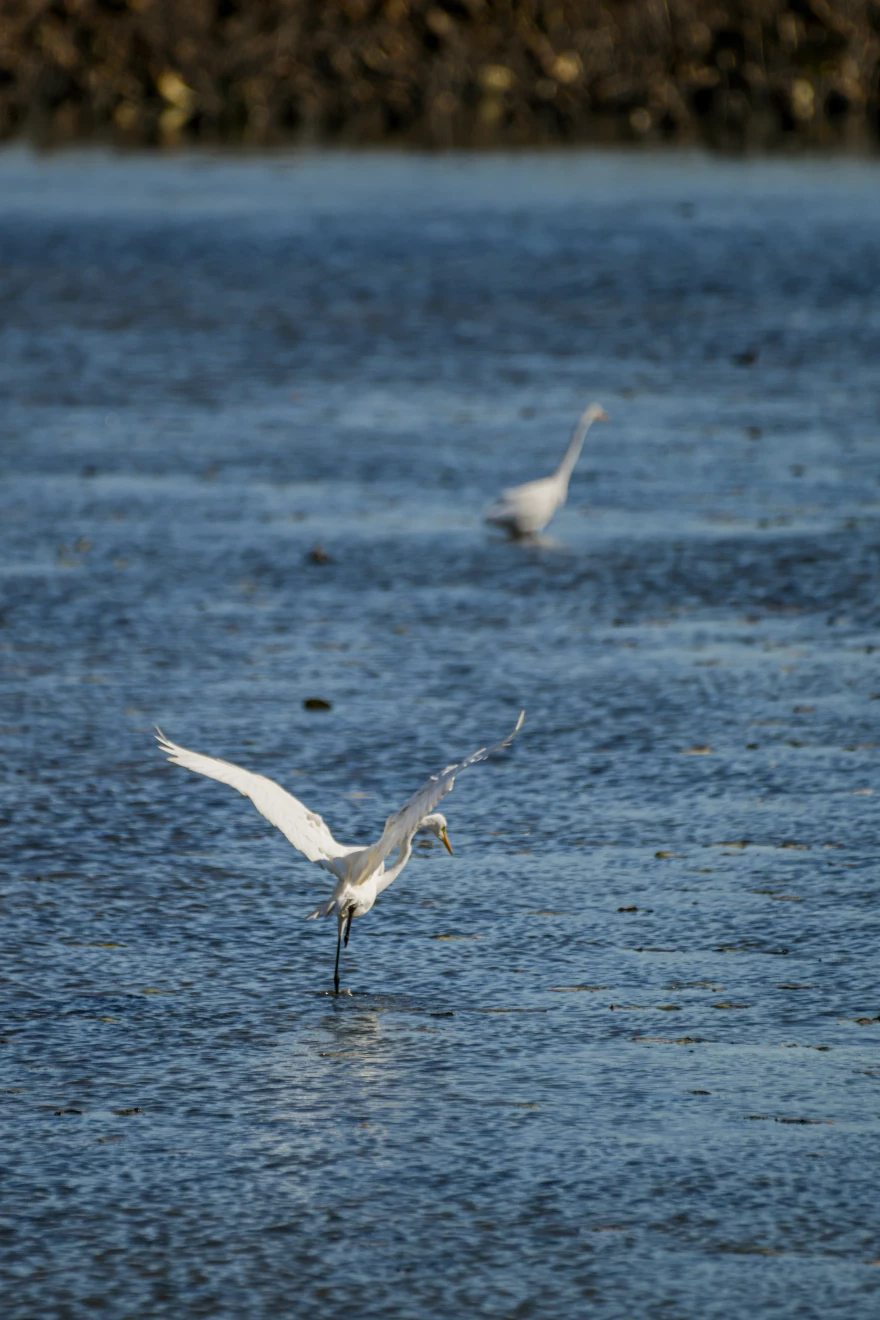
485 401 609 538
155 710 524 993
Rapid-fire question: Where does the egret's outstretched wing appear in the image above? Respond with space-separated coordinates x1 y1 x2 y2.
348 711 525 885
155 729 357 863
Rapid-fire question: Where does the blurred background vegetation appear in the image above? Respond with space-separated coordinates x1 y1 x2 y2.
0 0 877 149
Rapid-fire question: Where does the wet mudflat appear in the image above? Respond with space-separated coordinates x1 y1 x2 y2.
1 149 879 1319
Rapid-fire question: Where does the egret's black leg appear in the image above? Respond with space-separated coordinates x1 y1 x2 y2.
344 912 354 948
334 916 344 995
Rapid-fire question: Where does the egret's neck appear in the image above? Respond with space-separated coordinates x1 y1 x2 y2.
556 409 598 485
375 831 415 895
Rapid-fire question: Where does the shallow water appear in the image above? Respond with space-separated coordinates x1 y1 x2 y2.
1 148 880 1319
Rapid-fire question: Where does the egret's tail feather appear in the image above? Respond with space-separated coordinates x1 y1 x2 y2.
306 897 338 920
485 499 515 525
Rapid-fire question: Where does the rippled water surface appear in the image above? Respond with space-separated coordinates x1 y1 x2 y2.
2 149 880 1319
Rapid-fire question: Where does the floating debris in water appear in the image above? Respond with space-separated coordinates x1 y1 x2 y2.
547 985 608 993
303 698 332 711
775 1117 834 1125
634 1036 705 1045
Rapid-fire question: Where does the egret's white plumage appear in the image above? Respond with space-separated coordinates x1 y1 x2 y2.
155 733 359 863
485 402 609 538
155 710 524 991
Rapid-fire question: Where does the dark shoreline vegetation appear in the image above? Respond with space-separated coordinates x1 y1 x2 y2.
1 0 878 151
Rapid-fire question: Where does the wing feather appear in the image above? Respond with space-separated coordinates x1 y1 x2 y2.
349 711 525 884
155 729 356 863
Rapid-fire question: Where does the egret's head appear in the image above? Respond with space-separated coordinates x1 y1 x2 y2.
588 403 610 423
419 812 453 854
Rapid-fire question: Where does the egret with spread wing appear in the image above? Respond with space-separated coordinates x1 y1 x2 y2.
485 401 609 538
155 711 524 992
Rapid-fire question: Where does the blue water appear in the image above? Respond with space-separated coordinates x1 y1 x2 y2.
1 148 880 1319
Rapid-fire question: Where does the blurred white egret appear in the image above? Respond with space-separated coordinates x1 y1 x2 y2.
485 402 609 538
156 710 524 993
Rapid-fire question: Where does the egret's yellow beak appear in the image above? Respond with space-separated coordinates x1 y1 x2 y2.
440 827 454 855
